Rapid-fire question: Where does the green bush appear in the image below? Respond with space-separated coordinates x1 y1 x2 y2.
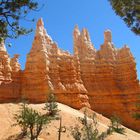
109 115 125 135
71 111 125 140
14 103 50 140
44 91 59 117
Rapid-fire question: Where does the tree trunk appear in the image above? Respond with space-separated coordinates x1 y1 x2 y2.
58 117 62 140
30 126 34 140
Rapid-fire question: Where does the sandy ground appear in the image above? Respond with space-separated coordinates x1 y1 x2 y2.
0 103 139 140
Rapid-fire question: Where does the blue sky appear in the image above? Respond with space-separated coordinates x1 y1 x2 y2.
6 0 140 78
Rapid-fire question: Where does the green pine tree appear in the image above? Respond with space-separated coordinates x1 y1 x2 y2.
71 111 125 140
44 91 59 117
14 103 50 140
108 0 140 35
0 0 39 42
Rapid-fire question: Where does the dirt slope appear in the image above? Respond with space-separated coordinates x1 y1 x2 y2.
0 103 139 140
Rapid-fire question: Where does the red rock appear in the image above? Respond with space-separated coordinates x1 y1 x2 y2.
73 28 140 132
0 40 21 102
21 18 90 109
0 18 139 132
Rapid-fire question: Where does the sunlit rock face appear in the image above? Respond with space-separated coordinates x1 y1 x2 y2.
73 28 140 132
0 18 140 131
0 40 21 101
22 18 90 109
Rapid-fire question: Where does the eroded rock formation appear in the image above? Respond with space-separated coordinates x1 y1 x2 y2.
0 18 140 131
73 27 140 131
22 19 90 109
0 40 21 101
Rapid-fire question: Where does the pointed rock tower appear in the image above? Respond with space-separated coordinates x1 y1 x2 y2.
22 19 90 108
0 40 12 83
73 26 96 59
0 40 21 102
73 28 140 132
22 18 52 102
0 19 139 132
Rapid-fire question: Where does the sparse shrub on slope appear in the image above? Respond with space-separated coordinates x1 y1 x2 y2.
14 102 51 140
71 111 125 140
44 91 59 118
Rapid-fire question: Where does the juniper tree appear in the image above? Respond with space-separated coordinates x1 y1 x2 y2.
44 91 59 117
71 111 125 140
133 98 140 120
14 103 50 140
109 115 125 135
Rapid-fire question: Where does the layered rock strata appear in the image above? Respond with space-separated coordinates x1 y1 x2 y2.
0 40 21 101
22 19 90 109
73 26 140 131
0 18 140 131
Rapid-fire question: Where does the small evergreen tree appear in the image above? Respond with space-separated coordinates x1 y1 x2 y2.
71 125 81 140
71 111 125 140
14 103 50 140
133 97 140 120
12 98 29 138
133 112 140 120
109 115 125 135
44 91 59 117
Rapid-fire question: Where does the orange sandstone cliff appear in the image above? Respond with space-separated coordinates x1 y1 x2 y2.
22 19 90 109
73 26 140 132
0 40 21 101
0 18 140 132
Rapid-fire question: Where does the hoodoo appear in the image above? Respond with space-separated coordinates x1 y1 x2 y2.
0 18 140 132
73 27 140 132
22 18 90 109
0 40 21 101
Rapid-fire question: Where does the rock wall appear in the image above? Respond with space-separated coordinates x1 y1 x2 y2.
22 19 90 109
0 18 140 131
0 40 21 102
73 27 140 131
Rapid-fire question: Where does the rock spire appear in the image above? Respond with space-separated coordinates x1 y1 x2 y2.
0 18 139 132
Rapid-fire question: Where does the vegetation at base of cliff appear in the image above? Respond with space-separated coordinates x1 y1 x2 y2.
13 93 125 140
14 92 59 140
71 112 125 140
0 0 39 42
133 101 140 120
110 115 125 135
108 0 140 35
133 113 140 120
14 102 51 140
44 91 59 117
